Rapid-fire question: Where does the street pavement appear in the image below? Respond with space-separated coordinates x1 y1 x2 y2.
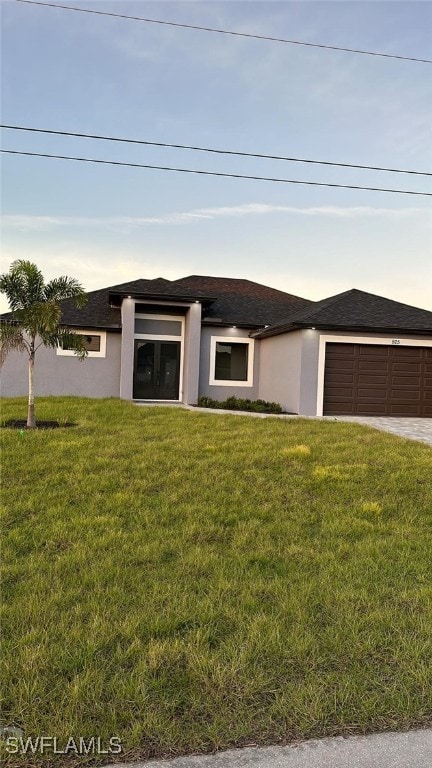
109 728 432 768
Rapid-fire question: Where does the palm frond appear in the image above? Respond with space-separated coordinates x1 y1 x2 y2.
16 302 62 337
0 260 45 311
40 327 89 360
0 321 28 366
44 277 87 308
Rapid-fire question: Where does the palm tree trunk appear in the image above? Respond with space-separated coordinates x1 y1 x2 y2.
27 345 36 428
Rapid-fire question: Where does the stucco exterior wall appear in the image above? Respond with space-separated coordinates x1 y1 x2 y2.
199 326 260 400
119 297 135 400
258 330 302 413
1 331 121 398
298 329 321 416
183 303 202 404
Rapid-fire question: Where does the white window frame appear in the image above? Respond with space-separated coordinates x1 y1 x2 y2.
209 336 254 387
316 333 432 416
57 329 107 358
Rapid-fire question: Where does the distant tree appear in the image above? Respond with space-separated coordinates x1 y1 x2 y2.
0 260 88 428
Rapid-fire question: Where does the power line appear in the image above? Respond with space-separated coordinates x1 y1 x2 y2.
15 0 432 64
2 124 430 178
2 149 431 196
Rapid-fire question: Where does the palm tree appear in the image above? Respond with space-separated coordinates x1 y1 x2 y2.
0 260 88 428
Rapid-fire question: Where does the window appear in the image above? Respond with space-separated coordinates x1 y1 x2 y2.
57 330 107 358
62 334 101 353
215 342 248 381
134 318 182 336
209 336 254 387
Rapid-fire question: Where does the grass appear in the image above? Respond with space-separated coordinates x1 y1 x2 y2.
1 397 432 766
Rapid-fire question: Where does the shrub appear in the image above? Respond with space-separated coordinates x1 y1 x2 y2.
197 396 282 414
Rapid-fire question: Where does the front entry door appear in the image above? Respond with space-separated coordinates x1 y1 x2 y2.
133 341 181 400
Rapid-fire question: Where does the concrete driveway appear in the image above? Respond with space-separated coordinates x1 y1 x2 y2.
108 728 432 768
329 416 432 446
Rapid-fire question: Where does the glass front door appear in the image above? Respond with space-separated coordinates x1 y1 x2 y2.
133 340 181 400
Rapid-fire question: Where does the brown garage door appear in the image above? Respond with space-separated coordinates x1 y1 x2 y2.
323 343 432 417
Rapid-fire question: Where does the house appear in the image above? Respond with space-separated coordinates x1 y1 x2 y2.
1 275 432 417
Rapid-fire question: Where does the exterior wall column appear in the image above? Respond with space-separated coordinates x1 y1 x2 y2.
182 302 202 404
120 298 135 400
298 329 321 415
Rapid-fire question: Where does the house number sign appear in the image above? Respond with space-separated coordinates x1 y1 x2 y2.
392 339 401 345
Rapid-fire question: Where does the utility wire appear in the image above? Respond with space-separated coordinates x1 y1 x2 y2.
2 124 430 177
2 149 431 196
15 0 432 64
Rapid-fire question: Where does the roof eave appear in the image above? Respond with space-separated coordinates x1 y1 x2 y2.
310 323 432 335
109 290 217 305
202 318 264 330
61 323 122 332
255 321 432 339
252 323 298 338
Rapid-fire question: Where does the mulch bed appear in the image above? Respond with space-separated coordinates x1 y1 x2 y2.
1 420 76 430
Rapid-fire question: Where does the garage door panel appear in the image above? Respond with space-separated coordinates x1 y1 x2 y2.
358 360 389 372
392 362 421 373
357 389 387 399
389 405 420 415
325 388 355 399
323 342 431 417
358 374 388 384
356 403 392 414
325 362 355 374
327 344 355 356
325 373 354 384
358 346 389 357
391 375 421 385
391 347 423 357
390 389 420 400
325 403 357 414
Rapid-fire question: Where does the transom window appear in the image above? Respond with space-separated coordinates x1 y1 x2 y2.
209 336 254 387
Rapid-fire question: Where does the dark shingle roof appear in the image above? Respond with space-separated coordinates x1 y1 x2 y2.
255 289 432 337
176 275 312 326
108 277 217 301
12 278 218 329
54 287 122 329
3 277 429 335
0 286 122 329
2 275 310 329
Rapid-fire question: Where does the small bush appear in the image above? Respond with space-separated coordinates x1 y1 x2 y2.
197 396 282 414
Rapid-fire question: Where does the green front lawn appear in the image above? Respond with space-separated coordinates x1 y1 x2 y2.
1 397 432 765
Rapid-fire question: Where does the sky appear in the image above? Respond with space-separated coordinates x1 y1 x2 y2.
1 0 431 314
